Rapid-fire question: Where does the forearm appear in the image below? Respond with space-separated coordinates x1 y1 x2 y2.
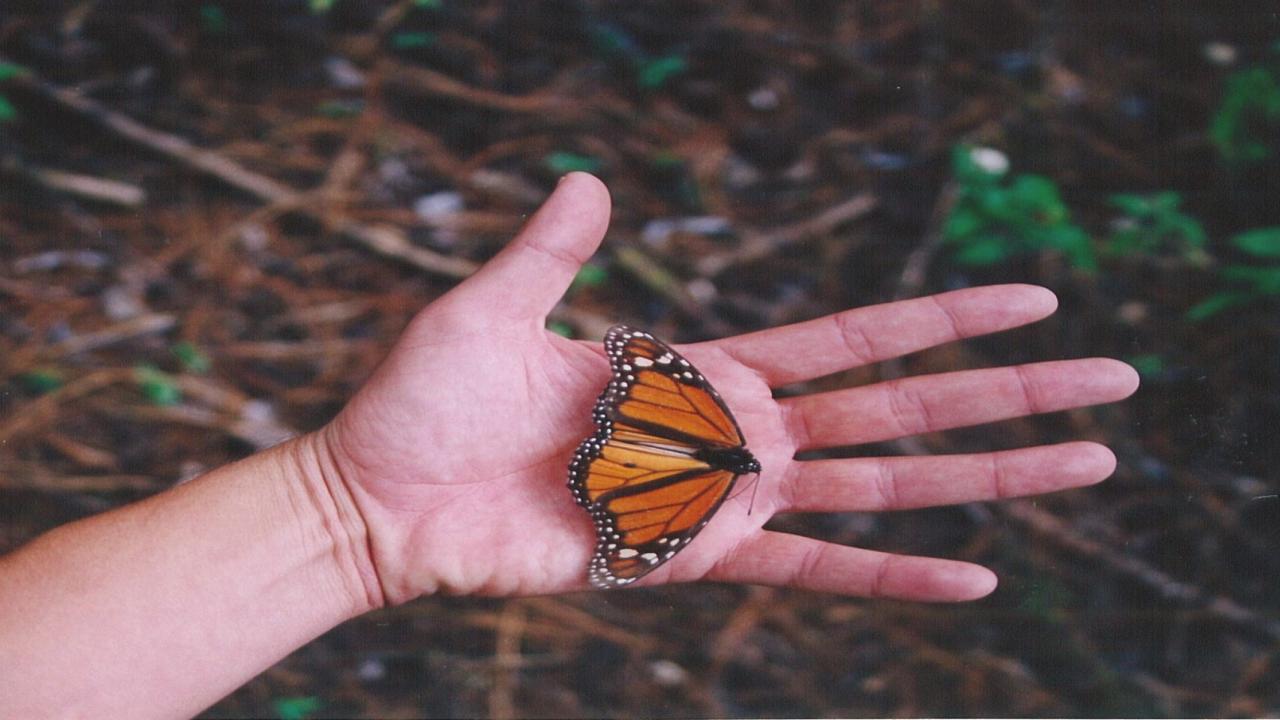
0 432 382 719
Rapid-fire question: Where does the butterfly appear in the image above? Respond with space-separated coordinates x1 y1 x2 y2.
568 325 761 589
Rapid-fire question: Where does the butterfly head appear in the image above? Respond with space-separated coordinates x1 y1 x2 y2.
700 445 761 476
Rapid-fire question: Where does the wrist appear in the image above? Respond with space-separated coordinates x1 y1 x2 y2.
284 430 388 614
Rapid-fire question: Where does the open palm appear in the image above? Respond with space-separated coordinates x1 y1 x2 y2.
320 173 1137 604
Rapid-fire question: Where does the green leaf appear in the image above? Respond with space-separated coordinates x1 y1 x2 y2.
134 365 181 406
571 264 609 288
1010 174 1062 210
1219 264 1280 290
944 145 1093 269
953 237 1010 265
199 5 228 35
171 342 211 374
315 99 363 118
1231 227 1280 258
1210 67 1280 164
391 31 437 50
942 206 984 241
414 0 443 8
1051 226 1098 271
545 152 600 174
650 151 684 168
0 95 15 123
1186 290 1253 320
1105 191 1207 257
0 61 28 82
17 368 63 394
1108 193 1152 217
1167 216 1207 247
547 321 574 338
309 0 335 13
1126 354 1165 379
590 25 641 60
975 187 1014 222
273 696 322 720
637 55 687 89
1150 191 1182 211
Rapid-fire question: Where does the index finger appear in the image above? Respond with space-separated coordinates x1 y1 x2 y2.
695 284 1058 387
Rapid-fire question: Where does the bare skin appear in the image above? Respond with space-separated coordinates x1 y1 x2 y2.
0 173 1138 718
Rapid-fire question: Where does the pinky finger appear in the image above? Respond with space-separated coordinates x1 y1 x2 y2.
709 531 998 601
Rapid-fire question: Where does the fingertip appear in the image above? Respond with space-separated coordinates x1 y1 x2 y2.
1043 441 1117 490
541 172 611 254
972 567 999 599
560 170 608 193
556 172 612 216
1075 441 1118 483
1015 283 1058 317
957 283 1058 329
1116 360 1141 397
933 563 999 601
1097 358 1141 398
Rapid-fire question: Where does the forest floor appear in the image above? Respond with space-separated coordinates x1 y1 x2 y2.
1 2 1278 717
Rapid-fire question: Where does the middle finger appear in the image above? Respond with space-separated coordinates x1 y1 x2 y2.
780 358 1137 449
777 442 1115 513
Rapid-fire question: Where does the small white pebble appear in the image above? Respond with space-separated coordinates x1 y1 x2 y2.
747 86 780 111
969 147 1009 176
413 191 465 221
357 657 386 682
325 56 366 89
238 223 270 252
686 278 718 303
650 659 688 686
1203 41 1237 66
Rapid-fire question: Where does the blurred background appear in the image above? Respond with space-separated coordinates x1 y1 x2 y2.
1 1 1278 717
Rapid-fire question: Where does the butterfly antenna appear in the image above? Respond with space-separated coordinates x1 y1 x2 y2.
727 471 762 511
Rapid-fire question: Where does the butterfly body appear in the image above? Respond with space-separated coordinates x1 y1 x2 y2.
697 446 762 476
568 325 760 589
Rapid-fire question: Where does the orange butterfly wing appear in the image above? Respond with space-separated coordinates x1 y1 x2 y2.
568 326 761 589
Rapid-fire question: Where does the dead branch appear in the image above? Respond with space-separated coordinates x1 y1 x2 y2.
488 601 527 720
1 157 146 207
0 461 164 493
0 368 137 446
7 63 476 280
1002 500 1280 642
39 313 176 360
695 192 878 277
385 60 581 118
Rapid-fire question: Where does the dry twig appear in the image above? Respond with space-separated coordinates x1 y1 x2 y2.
2 158 146 207
385 60 581 119
6 63 476 279
0 368 136 446
695 193 878 277
488 601 527 720
39 313 176 361
1002 500 1280 642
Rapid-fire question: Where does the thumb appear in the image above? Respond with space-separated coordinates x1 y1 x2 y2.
443 172 611 322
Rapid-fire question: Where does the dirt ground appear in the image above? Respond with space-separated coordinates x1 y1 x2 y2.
1 2 1277 717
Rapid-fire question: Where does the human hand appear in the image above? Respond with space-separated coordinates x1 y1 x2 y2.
315 173 1138 605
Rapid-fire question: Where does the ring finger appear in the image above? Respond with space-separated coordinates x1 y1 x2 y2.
780 359 1138 450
